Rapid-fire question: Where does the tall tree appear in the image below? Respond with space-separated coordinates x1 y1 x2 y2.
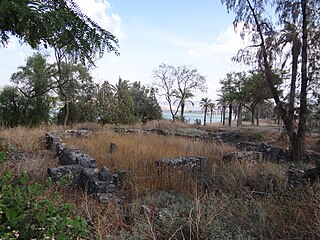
200 97 211 126
0 0 119 64
129 82 162 123
52 56 94 128
172 65 207 119
0 86 22 127
112 77 135 124
221 0 320 161
10 53 54 126
153 63 207 121
153 64 178 121
208 102 216 123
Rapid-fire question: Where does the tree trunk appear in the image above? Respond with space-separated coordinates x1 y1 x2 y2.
210 110 213 123
228 103 232 126
296 0 308 161
180 102 185 119
203 108 207 126
251 107 255 125
63 101 69 130
222 106 226 126
237 102 242 126
256 105 260 126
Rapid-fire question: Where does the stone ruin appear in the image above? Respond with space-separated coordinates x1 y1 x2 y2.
45 130 208 203
46 131 125 203
156 156 208 173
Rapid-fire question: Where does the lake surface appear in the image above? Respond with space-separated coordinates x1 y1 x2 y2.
162 111 221 124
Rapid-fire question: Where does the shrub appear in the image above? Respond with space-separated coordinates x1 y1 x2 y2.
0 171 89 239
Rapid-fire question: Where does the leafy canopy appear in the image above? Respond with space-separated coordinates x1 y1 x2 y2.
0 0 119 64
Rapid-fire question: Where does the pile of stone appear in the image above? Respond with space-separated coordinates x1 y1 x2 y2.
156 156 208 172
46 131 125 203
236 141 290 163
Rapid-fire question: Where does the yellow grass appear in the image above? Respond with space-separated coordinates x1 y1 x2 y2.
63 130 234 196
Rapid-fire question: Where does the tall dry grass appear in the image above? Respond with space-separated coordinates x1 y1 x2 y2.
0 126 58 180
63 130 233 196
2 125 320 239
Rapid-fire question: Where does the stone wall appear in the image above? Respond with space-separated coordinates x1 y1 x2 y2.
46 131 125 203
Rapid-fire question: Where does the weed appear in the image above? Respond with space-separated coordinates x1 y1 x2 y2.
0 171 89 239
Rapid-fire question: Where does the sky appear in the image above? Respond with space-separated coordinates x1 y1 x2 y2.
0 0 249 108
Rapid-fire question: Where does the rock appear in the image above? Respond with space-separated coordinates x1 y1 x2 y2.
99 166 113 181
80 168 119 195
303 167 320 183
236 141 290 163
45 132 61 150
287 167 305 187
305 150 320 164
222 151 263 163
47 164 84 183
46 130 123 203
156 156 208 173
57 144 96 168
64 129 90 137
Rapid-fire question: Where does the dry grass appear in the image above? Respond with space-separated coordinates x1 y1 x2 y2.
63 130 233 197
1 124 320 239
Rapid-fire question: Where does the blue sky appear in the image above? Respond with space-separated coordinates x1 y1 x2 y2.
0 0 248 106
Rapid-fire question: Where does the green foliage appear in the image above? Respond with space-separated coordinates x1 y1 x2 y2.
0 171 89 239
200 97 211 126
130 82 162 123
119 192 252 240
0 0 119 64
194 119 202 125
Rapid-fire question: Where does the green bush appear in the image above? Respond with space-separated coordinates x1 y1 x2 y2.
0 171 89 239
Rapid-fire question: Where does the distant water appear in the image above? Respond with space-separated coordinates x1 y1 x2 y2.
162 111 220 124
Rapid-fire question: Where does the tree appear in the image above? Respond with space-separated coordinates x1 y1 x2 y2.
200 97 211 126
172 65 207 119
0 0 119 64
10 53 53 126
0 86 22 127
153 63 207 121
242 70 274 125
52 56 95 127
208 102 216 123
153 64 178 121
112 77 135 124
97 81 116 124
221 0 320 161
129 82 162 123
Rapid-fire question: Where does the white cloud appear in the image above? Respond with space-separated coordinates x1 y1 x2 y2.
74 0 125 39
187 24 246 60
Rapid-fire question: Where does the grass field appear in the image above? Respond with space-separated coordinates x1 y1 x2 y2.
1 121 320 239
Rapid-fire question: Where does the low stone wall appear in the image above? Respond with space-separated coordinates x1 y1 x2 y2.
46 131 125 203
156 156 208 173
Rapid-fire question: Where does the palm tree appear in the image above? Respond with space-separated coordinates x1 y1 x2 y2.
199 97 211 126
172 89 194 120
208 102 215 123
